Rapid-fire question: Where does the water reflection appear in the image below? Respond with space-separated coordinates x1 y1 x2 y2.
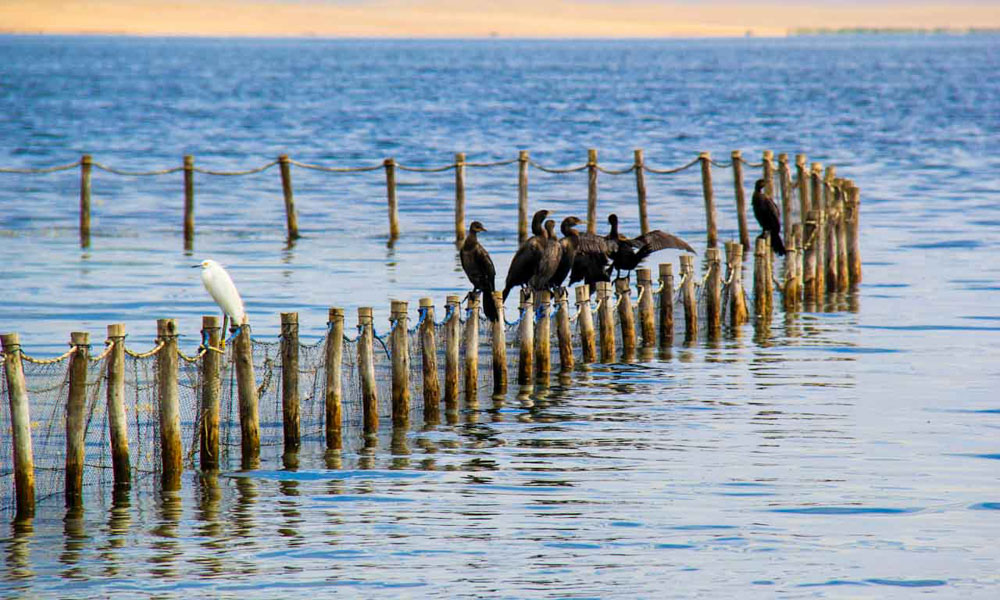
6 518 34 582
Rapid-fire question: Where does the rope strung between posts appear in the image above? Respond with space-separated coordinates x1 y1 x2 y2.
504 305 525 328
643 157 701 175
528 160 588 174
0 160 81 174
396 163 457 173
435 304 456 327
92 162 184 177
124 340 165 359
465 158 519 168
409 307 428 334
193 161 279 177
343 325 361 344
15 345 77 365
595 164 636 175
288 158 383 173
89 341 115 363
709 159 733 169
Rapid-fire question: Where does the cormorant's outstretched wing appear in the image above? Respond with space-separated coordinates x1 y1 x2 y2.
630 230 695 254
576 232 615 255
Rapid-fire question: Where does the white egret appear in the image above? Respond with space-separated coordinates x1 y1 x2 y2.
196 260 248 333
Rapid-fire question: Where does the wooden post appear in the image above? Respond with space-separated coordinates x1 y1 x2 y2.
705 249 722 338
534 291 551 379
156 319 182 489
278 155 300 240
753 238 772 321
699 152 718 248
280 312 300 452
634 149 649 235
576 285 597 363
1 334 35 517
762 150 775 197
657 264 674 348
783 227 801 312
518 151 529 244
325 308 344 450
825 167 839 293
233 321 259 469
463 295 479 401
778 153 792 249
444 295 461 410
587 149 598 234
796 154 810 218
419 299 442 419
615 279 636 360
390 300 410 427
79 154 92 248
836 181 850 292
357 307 378 437
731 150 750 252
183 155 195 249
65 332 89 506
811 163 826 296
637 268 655 346
490 291 507 394
517 291 534 384
555 291 574 372
596 281 615 362
107 324 131 484
384 158 399 243
846 184 862 285
199 317 220 471
726 243 748 328
803 210 819 303
454 152 466 244
680 255 698 341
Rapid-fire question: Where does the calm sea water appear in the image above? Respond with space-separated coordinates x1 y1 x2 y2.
1 35 999 598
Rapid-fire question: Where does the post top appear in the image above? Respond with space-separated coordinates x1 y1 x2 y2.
596 281 612 294
636 267 651 282
466 295 479 308
518 150 529 160
763 150 774 159
419 297 433 308
755 237 769 254
587 148 598 161
446 295 460 305
81 154 93 163
575 285 590 301
811 162 823 172
383 157 395 166
536 290 551 304
390 299 408 312
614 278 631 294
278 154 290 162
795 153 807 165
825 165 837 179
358 307 373 320
455 152 465 162
108 323 127 337
328 307 344 319
699 151 711 159
658 263 673 277
1 332 20 347
778 153 789 162
156 319 177 337
280 312 299 324
633 148 644 162
184 155 194 166
706 247 722 261
70 331 90 346
731 149 742 158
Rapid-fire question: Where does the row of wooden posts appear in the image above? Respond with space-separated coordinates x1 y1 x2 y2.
70 150 843 251
0 197 862 519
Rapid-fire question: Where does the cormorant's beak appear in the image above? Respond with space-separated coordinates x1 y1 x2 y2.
480 226 488 232
190 264 201 268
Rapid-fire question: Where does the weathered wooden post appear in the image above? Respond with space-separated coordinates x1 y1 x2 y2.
357 307 378 438
2 334 35 517
65 332 89 506
596 282 615 362
699 152 718 248
811 163 826 295
846 183 862 285
183 155 195 249
615 278 637 360
534 291 551 379
518 150 530 244
731 150 751 252
726 243 748 328
106 324 131 484
637 268 656 346
657 264 674 348
233 321 259 468
79 154 92 248
419 299 441 419
803 210 819 303
753 238 772 321
443 295 461 411
490 291 508 394
463 295 479 401
454 152 466 244
279 312 300 452
384 157 399 243
762 150 775 197
796 154 810 218
634 149 649 235
555 292 574 372
705 249 722 338
517 291 534 384
825 167 839 293
278 155 300 241
576 285 597 363
587 148 598 234
778 153 793 249
199 317 220 471
325 308 344 450
680 255 698 341
783 227 801 312
390 300 410 427
835 180 850 292
156 319 182 490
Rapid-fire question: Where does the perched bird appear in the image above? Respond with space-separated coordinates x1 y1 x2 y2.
196 259 247 334
530 219 563 291
569 223 615 289
503 209 550 301
606 214 696 279
547 216 585 291
459 221 499 322
752 178 786 256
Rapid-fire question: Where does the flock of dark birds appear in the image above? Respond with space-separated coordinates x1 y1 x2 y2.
459 178 785 323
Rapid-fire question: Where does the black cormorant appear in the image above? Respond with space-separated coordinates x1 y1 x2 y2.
606 213 696 279
502 209 550 301
530 219 563 291
547 215 584 291
460 221 499 322
751 178 786 256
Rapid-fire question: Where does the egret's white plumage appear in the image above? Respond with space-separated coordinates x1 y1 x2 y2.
199 259 247 325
